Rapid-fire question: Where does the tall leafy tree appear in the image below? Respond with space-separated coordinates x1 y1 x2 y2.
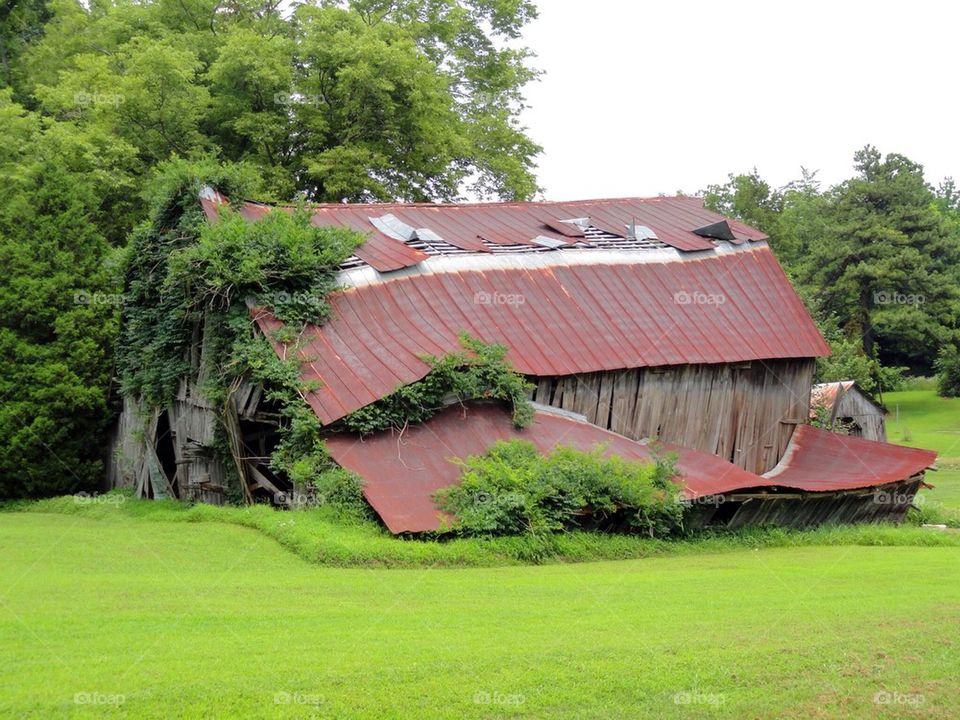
0 91 134 497
0 0 542 498
23 0 541 202
804 147 960 372
705 150 960 379
0 0 51 97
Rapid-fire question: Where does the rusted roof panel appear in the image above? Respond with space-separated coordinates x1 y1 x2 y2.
325 404 936 534
325 403 766 533
255 245 830 424
201 197 429 272
761 425 936 491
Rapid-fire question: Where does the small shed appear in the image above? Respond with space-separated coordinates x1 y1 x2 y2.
810 381 886 442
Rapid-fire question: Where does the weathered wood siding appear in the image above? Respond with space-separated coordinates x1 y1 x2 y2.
108 316 269 503
530 359 815 474
686 478 922 529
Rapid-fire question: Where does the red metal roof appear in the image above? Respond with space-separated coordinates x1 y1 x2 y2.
325 403 767 533
203 195 769 271
810 380 885 415
762 424 936 491
255 244 830 424
325 403 936 534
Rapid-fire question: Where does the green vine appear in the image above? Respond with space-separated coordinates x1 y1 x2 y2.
336 333 535 436
117 159 363 504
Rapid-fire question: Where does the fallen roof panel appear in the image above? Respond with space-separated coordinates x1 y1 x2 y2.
761 424 936 491
326 404 937 534
324 403 767 533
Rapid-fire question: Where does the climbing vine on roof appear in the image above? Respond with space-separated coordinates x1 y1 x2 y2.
117 158 363 408
336 333 535 436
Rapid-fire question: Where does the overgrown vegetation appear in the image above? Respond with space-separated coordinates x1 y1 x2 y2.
117 169 537 510
116 159 366 506
935 341 960 398
226 323 369 516
434 440 685 538
338 334 534 436
0 0 541 500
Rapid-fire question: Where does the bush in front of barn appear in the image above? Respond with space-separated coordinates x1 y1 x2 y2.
434 440 685 538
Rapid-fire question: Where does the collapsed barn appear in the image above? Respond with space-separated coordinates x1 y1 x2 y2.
108 194 937 531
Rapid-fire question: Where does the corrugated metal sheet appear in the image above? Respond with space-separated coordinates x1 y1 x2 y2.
762 424 935 491
204 195 768 271
325 403 936 534
325 403 767 533
256 245 830 425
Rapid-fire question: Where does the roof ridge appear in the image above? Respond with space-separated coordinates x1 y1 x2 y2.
245 195 707 210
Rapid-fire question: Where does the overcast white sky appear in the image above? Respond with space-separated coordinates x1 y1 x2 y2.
519 0 960 200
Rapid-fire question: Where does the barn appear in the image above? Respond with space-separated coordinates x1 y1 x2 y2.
108 194 936 530
811 380 887 441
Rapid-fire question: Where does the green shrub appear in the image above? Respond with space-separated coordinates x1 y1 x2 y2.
434 440 685 538
899 375 937 391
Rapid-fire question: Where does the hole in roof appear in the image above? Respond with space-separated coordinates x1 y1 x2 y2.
692 220 737 242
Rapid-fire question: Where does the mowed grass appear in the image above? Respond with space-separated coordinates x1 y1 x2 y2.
886 388 960 509
2 512 960 719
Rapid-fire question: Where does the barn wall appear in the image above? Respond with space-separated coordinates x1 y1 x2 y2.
686 478 922 529
835 390 887 442
107 316 272 504
529 359 816 474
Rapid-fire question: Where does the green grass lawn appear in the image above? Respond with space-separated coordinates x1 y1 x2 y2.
2 511 959 719
2 387 957 718
885 388 960 509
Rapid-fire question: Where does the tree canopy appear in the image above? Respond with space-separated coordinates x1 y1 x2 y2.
14 0 541 206
704 147 960 392
0 0 542 498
